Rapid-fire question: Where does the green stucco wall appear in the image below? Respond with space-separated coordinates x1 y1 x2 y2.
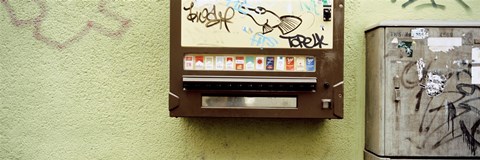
1 0 479 159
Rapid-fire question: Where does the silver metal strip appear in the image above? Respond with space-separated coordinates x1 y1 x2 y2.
183 75 316 83
333 81 344 88
183 75 317 79
202 96 297 109
169 92 179 99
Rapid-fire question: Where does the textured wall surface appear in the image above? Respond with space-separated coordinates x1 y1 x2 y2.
1 0 479 159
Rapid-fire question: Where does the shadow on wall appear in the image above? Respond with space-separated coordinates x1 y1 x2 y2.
391 0 471 11
0 0 131 50
179 118 328 159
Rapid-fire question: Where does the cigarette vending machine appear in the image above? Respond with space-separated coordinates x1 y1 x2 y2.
365 21 480 159
169 0 344 118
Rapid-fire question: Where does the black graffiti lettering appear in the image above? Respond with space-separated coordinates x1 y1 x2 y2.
420 109 470 149
419 98 433 133
432 134 462 149
183 2 235 32
279 33 328 48
447 102 456 137
456 69 471 81
414 88 424 112
458 97 480 115
395 54 480 154
456 83 479 96
460 119 480 155
393 0 470 11
184 2 197 22
240 5 303 35
199 7 211 23
400 61 420 89
421 85 480 152
207 7 234 32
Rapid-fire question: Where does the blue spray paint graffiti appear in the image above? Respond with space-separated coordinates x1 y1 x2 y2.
250 33 278 48
226 0 250 14
301 0 321 15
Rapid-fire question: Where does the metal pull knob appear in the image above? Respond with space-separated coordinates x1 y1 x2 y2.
394 75 401 102
394 89 401 102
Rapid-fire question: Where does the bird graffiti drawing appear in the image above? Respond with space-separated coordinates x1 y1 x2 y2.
240 5 302 35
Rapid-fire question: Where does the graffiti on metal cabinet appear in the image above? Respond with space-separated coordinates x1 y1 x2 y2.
0 0 132 49
393 43 480 155
391 0 471 11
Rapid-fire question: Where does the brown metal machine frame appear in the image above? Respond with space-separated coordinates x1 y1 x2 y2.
169 0 345 118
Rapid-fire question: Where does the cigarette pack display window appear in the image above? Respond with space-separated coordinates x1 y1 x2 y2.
169 0 344 118
365 21 480 159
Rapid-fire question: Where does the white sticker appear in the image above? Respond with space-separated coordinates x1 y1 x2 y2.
391 37 399 44
427 37 462 53
472 67 480 84
425 72 446 97
416 58 425 80
411 28 428 39
472 48 480 64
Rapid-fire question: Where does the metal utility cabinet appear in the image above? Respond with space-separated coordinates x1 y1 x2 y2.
365 21 480 159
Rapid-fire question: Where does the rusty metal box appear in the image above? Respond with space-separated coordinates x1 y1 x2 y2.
365 21 480 159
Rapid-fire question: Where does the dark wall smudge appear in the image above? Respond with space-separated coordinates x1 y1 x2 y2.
391 0 471 11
